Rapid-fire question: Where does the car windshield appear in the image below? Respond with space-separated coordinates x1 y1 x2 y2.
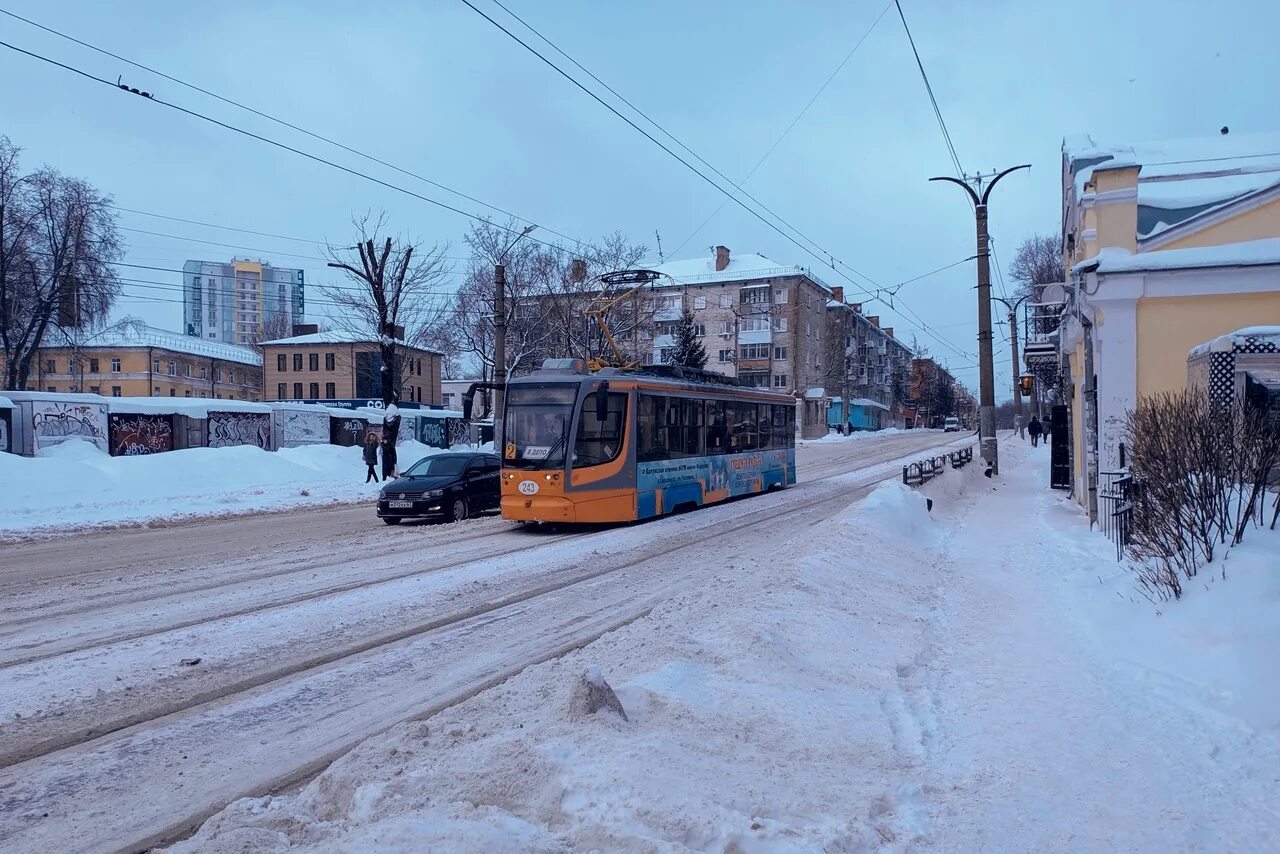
403 456 469 477
504 384 575 470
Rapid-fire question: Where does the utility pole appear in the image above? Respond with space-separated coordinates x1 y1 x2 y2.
930 164 1030 476
993 294 1030 426
491 224 537 449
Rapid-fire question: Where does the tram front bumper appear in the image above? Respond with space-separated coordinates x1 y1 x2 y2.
501 494 576 523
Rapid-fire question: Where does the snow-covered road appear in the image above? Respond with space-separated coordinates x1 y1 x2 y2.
0 429 971 853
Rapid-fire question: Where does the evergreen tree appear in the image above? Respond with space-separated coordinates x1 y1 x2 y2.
668 306 708 369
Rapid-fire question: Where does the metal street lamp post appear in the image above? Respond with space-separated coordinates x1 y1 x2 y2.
929 165 1030 476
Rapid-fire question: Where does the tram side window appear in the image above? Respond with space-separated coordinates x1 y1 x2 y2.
773 404 795 448
575 392 627 467
639 395 706 461
729 400 758 452
758 403 773 449
680 397 704 457
706 400 728 455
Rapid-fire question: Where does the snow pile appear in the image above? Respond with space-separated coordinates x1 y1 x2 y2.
840 480 937 544
0 439 449 535
799 426 916 444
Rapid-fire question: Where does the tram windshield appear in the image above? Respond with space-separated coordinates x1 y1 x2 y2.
504 384 574 469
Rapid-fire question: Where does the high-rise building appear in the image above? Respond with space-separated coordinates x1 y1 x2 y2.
183 258 305 346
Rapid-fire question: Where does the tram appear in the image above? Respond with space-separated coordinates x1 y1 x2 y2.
500 358 796 524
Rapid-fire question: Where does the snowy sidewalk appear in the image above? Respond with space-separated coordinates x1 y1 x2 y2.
170 441 1280 852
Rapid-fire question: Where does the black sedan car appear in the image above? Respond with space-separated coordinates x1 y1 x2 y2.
377 451 501 524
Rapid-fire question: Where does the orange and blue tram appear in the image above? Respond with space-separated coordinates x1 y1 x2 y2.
500 358 796 524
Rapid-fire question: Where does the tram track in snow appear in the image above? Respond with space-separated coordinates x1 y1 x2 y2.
0 432 975 853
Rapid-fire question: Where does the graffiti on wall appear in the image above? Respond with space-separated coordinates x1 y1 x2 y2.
280 409 329 446
447 418 469 448
0 411 9 454
109 413 174 456
418 417 448 449
32 400 108 451
330 417 368 447
208 411 270 449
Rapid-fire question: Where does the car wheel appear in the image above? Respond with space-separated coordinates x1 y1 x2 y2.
449 497 468 522
382 517 402 526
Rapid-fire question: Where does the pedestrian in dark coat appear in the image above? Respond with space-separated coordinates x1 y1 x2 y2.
363 432 380 482
1028 416 1043 447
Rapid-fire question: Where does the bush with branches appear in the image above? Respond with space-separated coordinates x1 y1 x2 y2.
1125 390 1280 600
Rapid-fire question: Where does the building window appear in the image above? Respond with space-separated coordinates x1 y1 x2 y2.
45 359 56 373
309 382 320 399
277 383 287 399
45 385 56 392
201 366 207 379
214 368 222 383
293 353 303 371
169 388 177 397
774 288 788 304
325 352 335 371
774 346 788 360
718 321 732 336
277 354 287 372
168 361 177 376
309 353 319 371
325 382 336 399
111 358 121 372
718 349 732 363
185 363 192 378
442 392 454 407
718 294 731 309
739 343 769 360
774 374 788 388
740 316 769 333
293 382 303 399
89 358 100 373
773 317 787 333
89 385 100 393
659 347 674 363
184 390 192 398
740 287 770 305
154 386 161 394
692 296 706 310
112 386 121 397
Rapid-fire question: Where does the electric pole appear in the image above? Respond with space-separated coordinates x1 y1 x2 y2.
491 224 537 449
930 164 1030 476
993 294 1030 426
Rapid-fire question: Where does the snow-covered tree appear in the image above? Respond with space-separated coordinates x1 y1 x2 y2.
667 306 707 370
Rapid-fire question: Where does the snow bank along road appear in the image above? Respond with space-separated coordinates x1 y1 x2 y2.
0 430 972 853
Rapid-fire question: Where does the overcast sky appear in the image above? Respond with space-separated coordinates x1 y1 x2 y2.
3 0 1278 395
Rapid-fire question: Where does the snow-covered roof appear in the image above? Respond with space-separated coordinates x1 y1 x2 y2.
1066 130 1280 185
0 395 13 409
1137 172 1280 239
851 397 891 411
107 398 271 416
0 390 109 403
651 252 834 293
1074 238 1280 275
260 329 442 354
46 320 262 366
803 387 827 399
1188 326 1280 359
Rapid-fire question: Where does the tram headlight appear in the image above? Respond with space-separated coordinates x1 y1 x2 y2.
544 472 560 482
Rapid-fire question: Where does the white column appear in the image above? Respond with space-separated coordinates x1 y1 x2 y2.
1092 295 1138 473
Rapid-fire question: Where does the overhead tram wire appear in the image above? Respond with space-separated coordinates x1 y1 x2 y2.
457 0 886 299
0 39 580 255
462 0 980 362
893 0 962 182
115 225 476 264
670 0 894 257
0 7 588 250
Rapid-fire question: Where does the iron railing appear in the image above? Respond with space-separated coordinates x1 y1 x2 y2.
1097 469 1136 561
903 446 973 486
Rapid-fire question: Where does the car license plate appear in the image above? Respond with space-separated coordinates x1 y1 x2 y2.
389 500 413 509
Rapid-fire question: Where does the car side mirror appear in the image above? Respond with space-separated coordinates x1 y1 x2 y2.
594 381 609 421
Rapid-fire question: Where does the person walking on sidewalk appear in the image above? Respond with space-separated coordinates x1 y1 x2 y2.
1014 413 1025 440
363 432 381 483
1028 416 1043 447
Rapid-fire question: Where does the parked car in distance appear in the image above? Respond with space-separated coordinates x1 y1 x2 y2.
943 417 960 432
377 451 501 524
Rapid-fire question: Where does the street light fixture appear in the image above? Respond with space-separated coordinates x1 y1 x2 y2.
930 164 1030 476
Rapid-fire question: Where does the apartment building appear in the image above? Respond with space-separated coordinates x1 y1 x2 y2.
825 296 914 430
28 320 262 400
184 258 306 346
261 326 442 405
651 246 831 436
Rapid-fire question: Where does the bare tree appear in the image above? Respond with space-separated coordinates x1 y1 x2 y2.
323 212 453 406
1 137 122 389
246 310 296 354
1009 233 1062 302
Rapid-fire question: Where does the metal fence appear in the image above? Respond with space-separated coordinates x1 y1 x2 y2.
1097 469 1136 560
902 446 973 486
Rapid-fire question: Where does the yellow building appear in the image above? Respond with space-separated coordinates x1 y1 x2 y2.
26 320 262 400
260 327 442 405
1056 130 1280 515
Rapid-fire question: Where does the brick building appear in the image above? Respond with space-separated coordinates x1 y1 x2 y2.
23 320 262 400
261 326 442 404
